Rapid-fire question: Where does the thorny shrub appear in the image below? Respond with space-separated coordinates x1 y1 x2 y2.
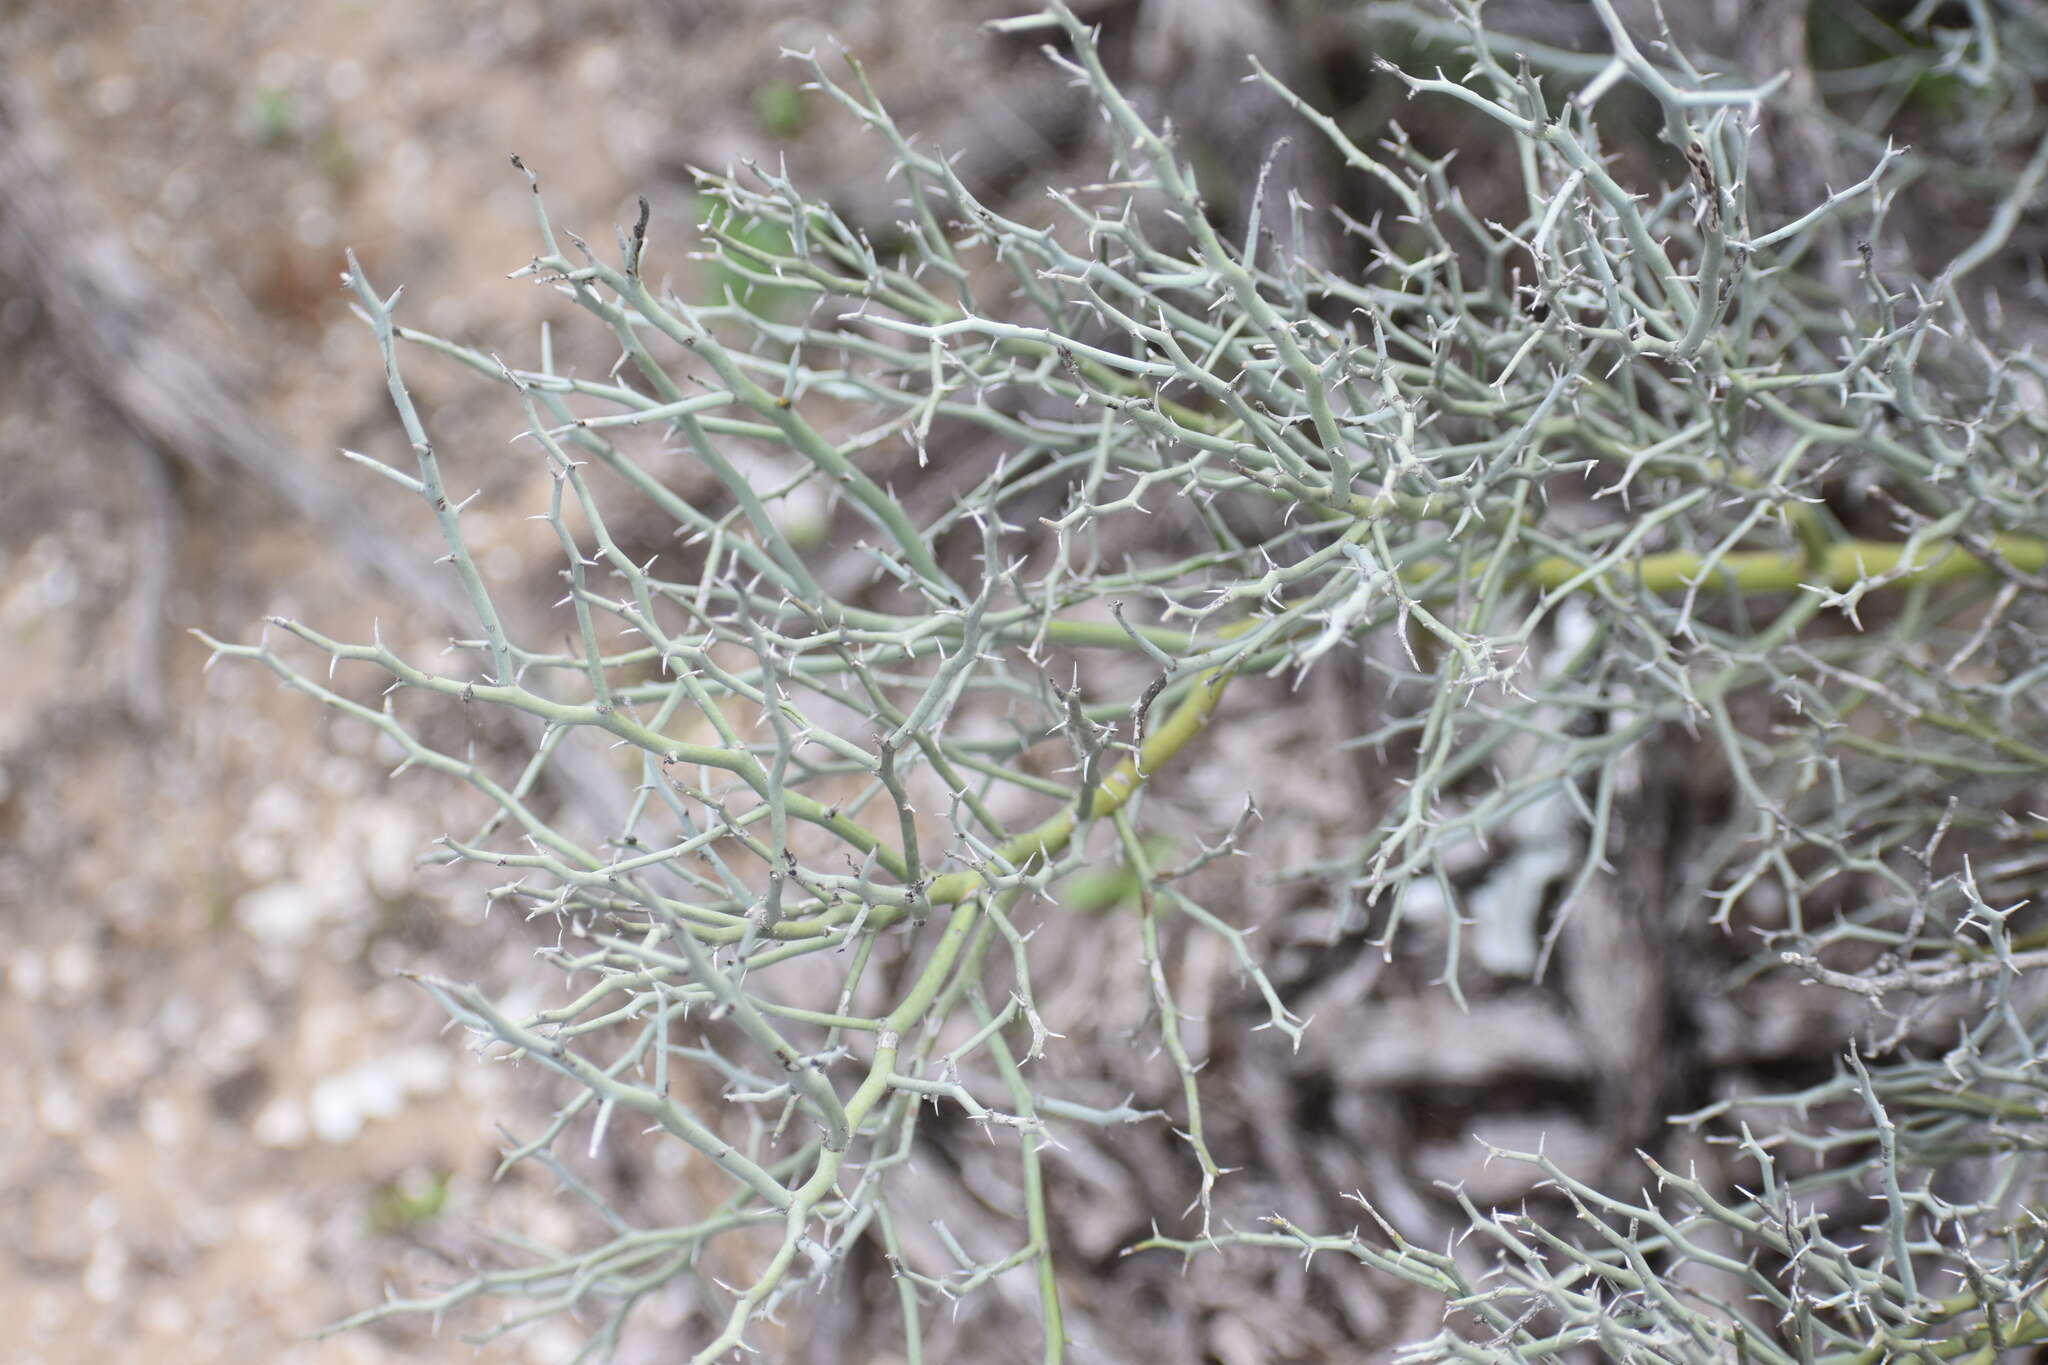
205 1 2048 1360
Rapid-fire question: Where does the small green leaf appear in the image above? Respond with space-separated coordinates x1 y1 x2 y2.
368 1168 451 1233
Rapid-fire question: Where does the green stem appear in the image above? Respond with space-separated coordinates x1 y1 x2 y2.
1528 533 2048 595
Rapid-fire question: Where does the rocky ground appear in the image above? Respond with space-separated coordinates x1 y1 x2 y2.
0 3 1047 1360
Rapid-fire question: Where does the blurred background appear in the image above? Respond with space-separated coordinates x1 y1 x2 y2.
3 1 2043 1361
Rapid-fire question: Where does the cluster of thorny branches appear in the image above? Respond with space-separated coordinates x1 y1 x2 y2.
202 0 2048 1359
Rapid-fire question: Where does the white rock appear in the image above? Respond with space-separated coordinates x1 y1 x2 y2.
49 940 98 1000
348 1060 407 1124
308 1075 367 1145
140 1293 192 1338
234 834 287 883
243 782 308 835
234 881 324 949
355 800 421 897
8 947 46 1001
141 1097 185 1147
81 1236 128 1304
38 1085 82 1136
252 1095 309 1150
390 1044 452 1096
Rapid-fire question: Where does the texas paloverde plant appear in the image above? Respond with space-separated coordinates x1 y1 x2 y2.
203 0 2048 1359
